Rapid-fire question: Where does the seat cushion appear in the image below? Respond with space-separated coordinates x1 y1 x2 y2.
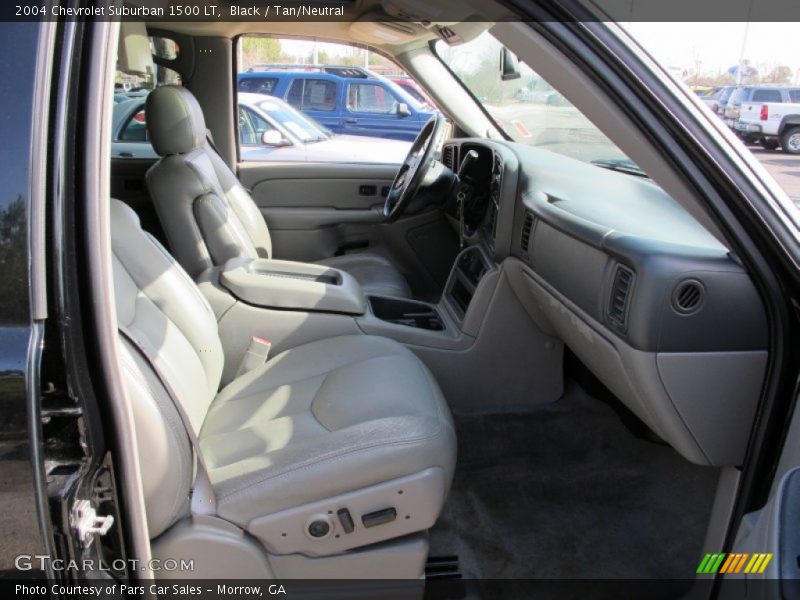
200 335 456 527
315 253 411 298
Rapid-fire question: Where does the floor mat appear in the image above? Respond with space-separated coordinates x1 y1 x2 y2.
429 383 720 580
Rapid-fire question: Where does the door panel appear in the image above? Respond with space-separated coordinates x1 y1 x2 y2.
238 161 457 300
239 162 399 210
239 162 397 261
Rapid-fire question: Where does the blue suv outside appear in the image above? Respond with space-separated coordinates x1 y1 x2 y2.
237 65 436 141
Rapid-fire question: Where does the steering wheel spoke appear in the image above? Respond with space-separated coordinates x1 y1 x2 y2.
383 114 446 222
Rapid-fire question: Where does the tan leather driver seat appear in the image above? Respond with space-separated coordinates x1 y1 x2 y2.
110 199 455 577
144 85 411 298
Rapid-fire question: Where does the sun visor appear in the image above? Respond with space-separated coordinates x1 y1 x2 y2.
117 21 153 77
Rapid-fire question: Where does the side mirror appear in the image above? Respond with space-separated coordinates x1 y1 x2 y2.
261 130 290 146
500 47 521 81
397 102 412 117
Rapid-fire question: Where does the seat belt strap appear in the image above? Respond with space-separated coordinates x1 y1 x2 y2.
235 336 271 379
118 326 217 516
205 131 219 154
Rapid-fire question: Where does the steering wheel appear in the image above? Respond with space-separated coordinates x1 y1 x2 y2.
384 113 447 222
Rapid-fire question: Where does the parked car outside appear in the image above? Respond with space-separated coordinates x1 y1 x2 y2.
111 92 411 163
723 86 798 130
237 65 437 141
388 76 437 109
714 85 736 117
734 86 800 152
694 86 723 112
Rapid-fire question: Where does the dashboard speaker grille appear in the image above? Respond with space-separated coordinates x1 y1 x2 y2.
520 212 534 253
608 264 634 329
672 280 705 314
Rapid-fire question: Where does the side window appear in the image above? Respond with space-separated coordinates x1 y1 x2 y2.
236 35 417 164
347 83 397 114
286 79 337 111
114 34 182 158
304 79 337 111
752 89 782 103
151 36 179 61
286 79 304 108
150 36 182 86
789 90 800 103
119 109 148 141
239 77 277 95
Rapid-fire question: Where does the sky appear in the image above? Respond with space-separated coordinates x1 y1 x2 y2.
623 22 800 81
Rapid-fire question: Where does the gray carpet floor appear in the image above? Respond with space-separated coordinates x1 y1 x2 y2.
428 383 720 580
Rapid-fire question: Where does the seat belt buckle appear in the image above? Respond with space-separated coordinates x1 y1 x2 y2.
235 336 271 378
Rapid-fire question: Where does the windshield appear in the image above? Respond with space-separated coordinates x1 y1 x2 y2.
254 98 330 143
435 31 636 171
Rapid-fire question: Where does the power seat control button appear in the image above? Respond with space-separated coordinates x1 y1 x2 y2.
337 508 355 534
308 519 331 538
361 507 397 528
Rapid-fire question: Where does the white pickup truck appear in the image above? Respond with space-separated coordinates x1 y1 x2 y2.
734 86 800 154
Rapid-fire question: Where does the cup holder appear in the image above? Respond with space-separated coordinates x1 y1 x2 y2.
368 296 444 331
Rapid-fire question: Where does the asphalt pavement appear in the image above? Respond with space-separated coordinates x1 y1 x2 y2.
750 147 800 204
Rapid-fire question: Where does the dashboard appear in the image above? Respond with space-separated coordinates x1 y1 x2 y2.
442 138 768 468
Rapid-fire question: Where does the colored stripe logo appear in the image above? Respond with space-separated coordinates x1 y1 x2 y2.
696 553 773 574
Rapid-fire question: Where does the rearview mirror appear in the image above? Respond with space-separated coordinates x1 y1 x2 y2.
261 130 290 146
500 47 521 81
397 102 412 117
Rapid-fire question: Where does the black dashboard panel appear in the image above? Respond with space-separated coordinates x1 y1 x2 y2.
443 138 768 466
441 138 766 354
508 145 767 354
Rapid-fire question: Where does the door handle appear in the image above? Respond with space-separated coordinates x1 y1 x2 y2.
117 152 134 157
344 118 357 124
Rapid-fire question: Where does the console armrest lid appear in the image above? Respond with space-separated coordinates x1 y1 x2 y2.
220 257 366 315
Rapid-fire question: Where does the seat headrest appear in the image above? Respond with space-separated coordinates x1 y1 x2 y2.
146 86 206 156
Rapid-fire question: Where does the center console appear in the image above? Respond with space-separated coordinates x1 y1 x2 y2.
219 257 366 315
368 296 444 331
443 246 494 322
356 245 496 348
198 247 498 385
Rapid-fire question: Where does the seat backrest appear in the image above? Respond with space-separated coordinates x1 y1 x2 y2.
145 85 272 277
111 198 224 537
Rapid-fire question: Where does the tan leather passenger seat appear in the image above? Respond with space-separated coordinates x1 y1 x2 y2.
110 199 455 577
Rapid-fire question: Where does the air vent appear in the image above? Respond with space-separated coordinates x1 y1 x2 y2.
672 280 705 314
520 212 534 253
442 145 455 170
608 264 635 329
492 152 503 184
